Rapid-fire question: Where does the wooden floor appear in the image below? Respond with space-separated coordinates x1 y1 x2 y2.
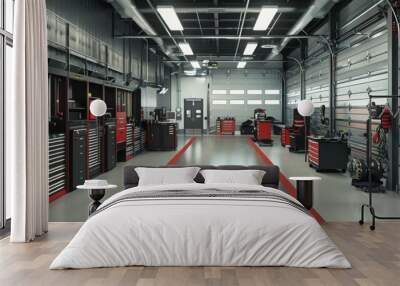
1 222 399 286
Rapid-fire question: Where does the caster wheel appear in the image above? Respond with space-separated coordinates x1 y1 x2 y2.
358 220 364 225
370 225 375 231
341 169 346 173
309 164 313 168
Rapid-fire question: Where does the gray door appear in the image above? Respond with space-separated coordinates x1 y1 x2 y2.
184 98 203 131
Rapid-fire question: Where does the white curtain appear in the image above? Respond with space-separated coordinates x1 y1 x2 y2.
7 0 49 242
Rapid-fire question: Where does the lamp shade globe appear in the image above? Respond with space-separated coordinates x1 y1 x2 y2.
90 99 107 117
297 99 315 117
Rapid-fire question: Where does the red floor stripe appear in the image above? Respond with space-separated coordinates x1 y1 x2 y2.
49 189 67 203
167 137 196 165
247 137 325 224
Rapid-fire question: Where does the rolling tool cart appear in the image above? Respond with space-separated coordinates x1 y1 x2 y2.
216 117 236 135
308 136 348 172
281 127 291 146
253 109 273 146
87 121 101 178
69 125 87 190
254 120 273 146
289 108 308 153
104 121 116 171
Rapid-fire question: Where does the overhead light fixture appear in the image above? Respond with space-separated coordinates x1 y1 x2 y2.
190 61 201 69
179 42 194 55
243 42 258 56
184 70 197 76
156 6 184 31
158 87 169 95
253 6 278 31
237 61 247 68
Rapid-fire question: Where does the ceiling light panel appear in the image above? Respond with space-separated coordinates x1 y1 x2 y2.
237 61 247 68
253 6 278 31
243 43 258 56
157 6 184 31
190 61 201 69
179 42 193 55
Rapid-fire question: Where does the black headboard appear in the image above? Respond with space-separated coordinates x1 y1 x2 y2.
123 165 280 189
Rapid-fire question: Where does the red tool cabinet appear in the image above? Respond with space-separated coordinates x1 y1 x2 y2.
281 127 291 146
216 119 236 135
116 112 127 143
255 120 272 141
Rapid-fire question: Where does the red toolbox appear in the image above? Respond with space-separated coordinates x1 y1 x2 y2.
281 127 291 146
217 119 236 135
116 112 127 143
255 120 272 141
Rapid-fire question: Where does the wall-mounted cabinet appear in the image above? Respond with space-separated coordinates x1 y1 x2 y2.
68 79 88 121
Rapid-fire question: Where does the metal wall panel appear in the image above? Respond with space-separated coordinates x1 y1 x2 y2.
335 16 388 159
285 60 301 125
305 23 331 135
46 0 159 82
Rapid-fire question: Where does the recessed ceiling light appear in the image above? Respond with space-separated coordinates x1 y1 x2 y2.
157 6 184 31
243 42 258 56
184 70 197 76
178 42 194 55
237 61 247 68
190 61 201 69
253 6 278 31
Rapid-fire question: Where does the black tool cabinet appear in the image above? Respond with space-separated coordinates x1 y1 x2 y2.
69 126 87 190
146 122 177 151
48 134 66 196
87 121 101 178
105 122 117 171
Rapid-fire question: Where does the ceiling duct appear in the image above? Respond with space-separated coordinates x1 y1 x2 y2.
268 0 339 59
106 0 177 60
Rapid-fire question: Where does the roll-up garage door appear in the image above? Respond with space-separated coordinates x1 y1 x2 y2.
210 70 282 128
285 63 301 125
335 14 388 161
305 23 330 136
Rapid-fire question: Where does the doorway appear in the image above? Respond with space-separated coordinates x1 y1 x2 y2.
184 98 204 134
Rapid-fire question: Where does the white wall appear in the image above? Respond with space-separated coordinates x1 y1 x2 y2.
170 69 283 131
171 75 209 130
210 69 282 127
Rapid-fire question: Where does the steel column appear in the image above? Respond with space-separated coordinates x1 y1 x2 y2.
328 10 337 135
300 40 307 100
387 7 399 191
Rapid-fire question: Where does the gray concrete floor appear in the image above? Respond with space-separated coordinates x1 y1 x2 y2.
50 134 400 223
260 135 400 222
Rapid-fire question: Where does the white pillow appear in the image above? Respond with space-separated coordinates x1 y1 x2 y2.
135 167 201 186
200 169 266 185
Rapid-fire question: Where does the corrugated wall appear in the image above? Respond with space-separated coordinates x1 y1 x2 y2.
210 69 283 127
305 23 331 135
284 0 387 142
285 48 301 125
335 0 388 160
46 0 167 86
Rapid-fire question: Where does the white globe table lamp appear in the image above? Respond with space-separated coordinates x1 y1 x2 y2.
90 99 107 117
297 99 315 162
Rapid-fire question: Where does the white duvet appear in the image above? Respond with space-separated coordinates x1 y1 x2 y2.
50 183 351 269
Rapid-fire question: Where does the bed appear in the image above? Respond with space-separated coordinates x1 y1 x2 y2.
50 165 350 269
